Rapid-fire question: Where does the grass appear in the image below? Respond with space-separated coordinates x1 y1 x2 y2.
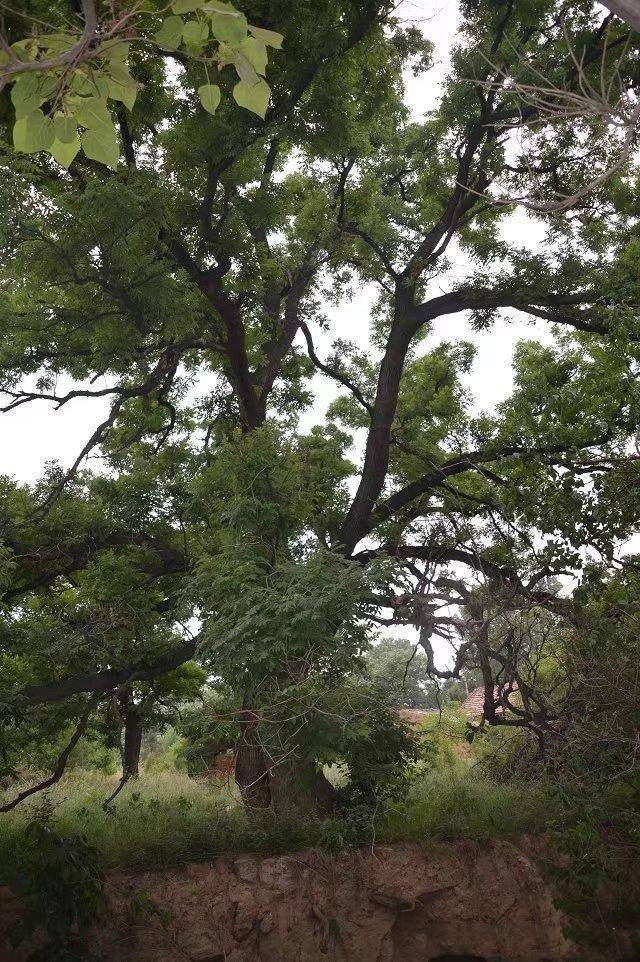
0 762 551 877
382 766 550 844
0 770 346 873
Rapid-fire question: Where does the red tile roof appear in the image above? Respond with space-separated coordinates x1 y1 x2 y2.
461 685 518 717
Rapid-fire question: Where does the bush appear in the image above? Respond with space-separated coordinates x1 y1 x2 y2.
2 800 105 961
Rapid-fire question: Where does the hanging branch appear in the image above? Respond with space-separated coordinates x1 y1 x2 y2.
0 694 101 813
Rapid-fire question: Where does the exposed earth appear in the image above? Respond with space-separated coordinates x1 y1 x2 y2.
2 837 631 961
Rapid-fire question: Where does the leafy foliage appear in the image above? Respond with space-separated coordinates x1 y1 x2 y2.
1 1 283 168
3 802 105 961
1 11 640 940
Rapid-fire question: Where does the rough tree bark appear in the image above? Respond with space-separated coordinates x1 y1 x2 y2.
119 690 143 780
234 710 339 815
234 711 272 810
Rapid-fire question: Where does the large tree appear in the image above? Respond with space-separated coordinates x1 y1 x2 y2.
1 0 640 812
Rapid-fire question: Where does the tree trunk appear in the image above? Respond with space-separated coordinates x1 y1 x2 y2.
119 691 143 779
234 711 271 810
268 754 339 817
234 710 339 815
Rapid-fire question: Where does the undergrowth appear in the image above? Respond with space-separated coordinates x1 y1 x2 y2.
0 764 550 875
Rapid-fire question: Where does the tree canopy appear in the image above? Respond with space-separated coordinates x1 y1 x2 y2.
1 0 640 812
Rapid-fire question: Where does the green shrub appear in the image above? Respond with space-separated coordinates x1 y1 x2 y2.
2 800 105 961
0 766 549 878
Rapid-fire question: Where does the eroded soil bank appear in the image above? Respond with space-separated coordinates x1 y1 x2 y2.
1 838 633 961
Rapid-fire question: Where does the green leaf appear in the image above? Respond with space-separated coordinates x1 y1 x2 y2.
11 74 44 118
81 124 120 170
203 0 242 13
69 70 97 96
13 109 55 153
171 0 204 11
182 19 210 46
54 115 78 144
239 37 268 76
233 52 260 87
209 10 247 46
108 60 135 86
154 16 184 51
49 134 81 169
11 39 37 61
41 33 76 54
11 74 39 101
76 97 113 130
248 26 283 50
197 83 222 114
107 80 138 111
106 64 139 111
233 78 270 119
68 70 109 99
99 40 130 62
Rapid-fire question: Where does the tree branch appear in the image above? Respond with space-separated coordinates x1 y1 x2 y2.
17 639 198 707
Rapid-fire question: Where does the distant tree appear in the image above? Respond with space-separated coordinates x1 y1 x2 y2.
365 637 445 709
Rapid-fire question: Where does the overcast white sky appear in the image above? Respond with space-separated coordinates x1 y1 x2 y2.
0 0 551 485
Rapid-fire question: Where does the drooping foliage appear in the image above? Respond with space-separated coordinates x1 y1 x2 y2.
1 1 283 168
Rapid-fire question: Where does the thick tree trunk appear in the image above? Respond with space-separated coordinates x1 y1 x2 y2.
234 712 271 810
268 755 339 817
122 707 143 779
234 710 339 815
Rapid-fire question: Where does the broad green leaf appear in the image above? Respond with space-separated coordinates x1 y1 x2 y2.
69 70 109 99
108 60 135 86
209 10 247 46
11 74 44 118
81 124 120 170
233 52 260 87
11 74 39 100
233 78 270 119
13 109 55 153
41 33 76 54
172 0 204 11
154 16 184 51
203 0 242 12
69 70 95 96
10 39 37 61
106 63 139 111
249 25 284 49
183 19 210 46
239 37 268 76
76 97 113 130
49 134 81 169
98 40 130 62
54 115 78 144
108 80 138 111
198 83 222 114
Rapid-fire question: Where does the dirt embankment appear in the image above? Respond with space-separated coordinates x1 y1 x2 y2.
0 838 631 961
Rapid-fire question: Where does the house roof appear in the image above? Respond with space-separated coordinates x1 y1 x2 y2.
460 685 518 716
